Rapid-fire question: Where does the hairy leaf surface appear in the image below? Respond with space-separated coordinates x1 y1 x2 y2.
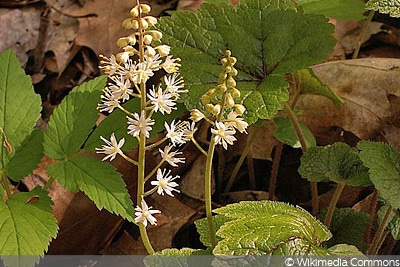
157 0 335 124
47 156 134 222
299 0 366 20
299 142 371 186
366 0 400 17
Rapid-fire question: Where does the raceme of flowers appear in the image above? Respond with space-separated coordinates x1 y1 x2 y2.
95 2 189 229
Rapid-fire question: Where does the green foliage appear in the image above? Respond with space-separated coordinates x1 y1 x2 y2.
47 156 134 222
366 0 400 18
273 117 316 149
145 248 210 267
6 129 43 181
357 141 400 209
195 215 230 248
292 68 343 106
211 201 332 255
327 244 365 255
0 187 58 262
319 208 369 251
378 205 400 240
299 142 371 186
0 49 42 173
157 0 335 124
299 0 366 21
44 76 107 159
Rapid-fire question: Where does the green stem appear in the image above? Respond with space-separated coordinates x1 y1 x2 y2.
191 137 208 156
43 177 56 191
120 153 139 166
139 224 155 254
144 159 165 183
268 143 283 200
224 125 260 192
205 135 217 248
324 182 345 228
368 205 392 255
145 136 168 151
1 171 11 198
352 11 374 59
144 186 158 196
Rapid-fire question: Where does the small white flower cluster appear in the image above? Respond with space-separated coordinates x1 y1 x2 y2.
189 50 248 150
95 2 192 229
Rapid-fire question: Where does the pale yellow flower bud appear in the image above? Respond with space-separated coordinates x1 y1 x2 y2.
212 104 221 116
201 95 210 105
234 104 246 115
225 50 232 57
205 104 214 113
117 37 129 48
143 35 153 45
130 6 139 17
231 88 240 98
229 56 237 65
140 18 149 29
131 20 139 30
207 88 216 96
128 35 137 45
140 4 151 14
227 77 236 88
219 84 227 93
231 67 238 76
226 93 235 108
156 45 170 56
145 16 158 27
225 66 232 73
122 18 133 29
190 109 205 122
221 58 228 65
151 31 163 41
146 46 156 57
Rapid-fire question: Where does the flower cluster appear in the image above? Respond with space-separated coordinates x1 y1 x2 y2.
96 2 191 229
190 50 248 149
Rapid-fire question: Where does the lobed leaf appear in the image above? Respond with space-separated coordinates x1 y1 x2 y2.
299 142 371 186
47 156 134 222
213 201 332 255
357 141 400 209
195 215 230 248
6 129 44 182
299 0 366 21
157 0 335 124
378 205 400 240
273 117 316 149
366 0 400 18
0 187 58 257
44 76 107 159
327 244 364 255
0 49 41 169
145 248 210 267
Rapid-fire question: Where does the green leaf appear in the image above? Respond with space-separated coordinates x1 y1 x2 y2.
145 248 210 267
319 208 369 251
6 129 44 182
44 76 107 159
157 0 335 124
366 0 400 18
47 156 134 221
213 201 332 255
378 205 400 240
292 68 343 106
0 187 58 257
0 49 41 169
84 99 186 151
195 215 230 248
357 141 400 209
299 0 366 21
299 142 371 186
273 117 316 149
328 244 364 255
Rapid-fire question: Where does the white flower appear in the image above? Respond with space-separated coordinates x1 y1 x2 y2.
189 109 205 122
164 73 185 98
137 61 154 83
227 111 248 133
165 120 187 146
109 75 133 102
156 44 170 57
159 145 185 167
134 198 161 227
95 133 125 161
183 121 197 140
127 110 155 138
211 121 237 150
151 169 180 197
147 86 176 114
162 55 181 73
144 54 161 71
99 54 121 75
98 88 120 113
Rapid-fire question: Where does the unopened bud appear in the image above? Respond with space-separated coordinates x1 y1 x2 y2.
227 77 236 88
212 104 221 116
140 18 149 29
143 35 153 45
151 31 163 41
146 16 158 26
234 104 246 115
122 18 133 29
130 7 139 17
201 95 210 105
146 46 156 57
131 20 139 29
205 104 214 113
219 84 227 93
231 67 238 76
140 4 151 14
231 88 240 98
207 88 216 96
226 94 235 108
157 45 170 56
117 37 129 48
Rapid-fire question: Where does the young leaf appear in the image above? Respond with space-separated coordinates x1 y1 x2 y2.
47 156 134 222
299 142 371 186
157 0 335 124
0 49 41 169
6 129 44 182
378 205 400 240
366 0 400 18
328 244 364 255
357 141 400 209
319 208 369 251
292 68 343 106
0 187 58 256
273 117 316 149
299 0 366 21
44 76 107 160
213 201 332 255
194 215 230 248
